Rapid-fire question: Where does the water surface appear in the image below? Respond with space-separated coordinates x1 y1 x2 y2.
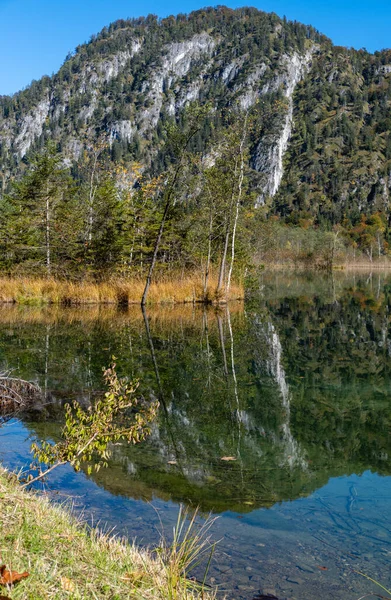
0 271 391 599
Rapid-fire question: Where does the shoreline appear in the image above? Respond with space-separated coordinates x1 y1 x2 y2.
258 261 391 271
0 276 244 306
0 468 216 599
1 265 389 306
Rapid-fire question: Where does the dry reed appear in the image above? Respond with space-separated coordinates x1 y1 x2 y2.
0 275 243 305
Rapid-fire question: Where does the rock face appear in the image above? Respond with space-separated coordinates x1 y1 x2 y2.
253 50 314 204
138 33 216 131
13 99 51 157
1 6 390 220
1 41 142 158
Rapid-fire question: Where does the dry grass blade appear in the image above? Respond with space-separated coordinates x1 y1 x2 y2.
354 570 391 599
156 505 219 600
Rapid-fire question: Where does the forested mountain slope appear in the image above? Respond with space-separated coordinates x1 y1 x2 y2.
0 6 390 272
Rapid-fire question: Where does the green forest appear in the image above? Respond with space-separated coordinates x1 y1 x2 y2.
1 6 391 281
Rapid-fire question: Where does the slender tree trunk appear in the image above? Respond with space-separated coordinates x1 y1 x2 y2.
45 194 51 277
216 147 240 298
217 229 230 297
227 113 248 295
141 196 171 306
227 193 240 295
141 154 187 305
87 154 98 244
204 209 213 297
140 121 202 306
217 197 237 297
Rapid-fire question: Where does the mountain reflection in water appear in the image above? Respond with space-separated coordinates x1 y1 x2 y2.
0 271 390 599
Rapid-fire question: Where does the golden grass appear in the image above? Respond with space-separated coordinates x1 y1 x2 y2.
0 276 243 305
0 469 217 600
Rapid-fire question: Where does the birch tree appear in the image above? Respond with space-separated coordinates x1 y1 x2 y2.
201 113 250 300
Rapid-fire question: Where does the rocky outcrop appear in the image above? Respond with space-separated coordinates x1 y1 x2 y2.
13 99 51 157
253 50 315 204
0 40 142 157
138 33 216 130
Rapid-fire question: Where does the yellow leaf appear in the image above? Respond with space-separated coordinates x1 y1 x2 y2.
61 577 76 592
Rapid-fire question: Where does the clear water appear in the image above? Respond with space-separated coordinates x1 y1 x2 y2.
0 271 391 599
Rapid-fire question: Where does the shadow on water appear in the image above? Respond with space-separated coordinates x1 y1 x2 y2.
0 271 391 598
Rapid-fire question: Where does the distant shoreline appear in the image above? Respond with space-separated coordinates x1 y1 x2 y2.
258 261 391 272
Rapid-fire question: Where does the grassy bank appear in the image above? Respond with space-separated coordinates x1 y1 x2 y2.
0 276 243 305
0 470 216 599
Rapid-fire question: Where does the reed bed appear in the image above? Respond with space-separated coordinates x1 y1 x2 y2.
0 276 243 306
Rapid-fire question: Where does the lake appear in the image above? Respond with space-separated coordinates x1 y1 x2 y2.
0 271 391 599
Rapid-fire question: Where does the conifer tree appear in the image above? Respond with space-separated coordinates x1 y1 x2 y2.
5 143 76 276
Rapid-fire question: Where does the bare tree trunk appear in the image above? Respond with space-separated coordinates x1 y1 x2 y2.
204 209 213 297
227 112 248 295
216 158 238 297
141 123 201 306
45 194 51 277
87 152 99 244
217 229 230 297
141 193 172 306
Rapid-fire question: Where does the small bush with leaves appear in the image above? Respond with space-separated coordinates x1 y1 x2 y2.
24 362 159 487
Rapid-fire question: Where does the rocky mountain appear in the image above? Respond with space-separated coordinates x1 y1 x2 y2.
0 6 390 225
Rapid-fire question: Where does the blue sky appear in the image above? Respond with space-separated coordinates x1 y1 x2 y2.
1 0 390 96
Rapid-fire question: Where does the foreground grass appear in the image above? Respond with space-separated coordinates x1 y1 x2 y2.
0 470 216 600
0 276 243 305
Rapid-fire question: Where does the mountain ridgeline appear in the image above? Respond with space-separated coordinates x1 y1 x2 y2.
0 6 391 276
